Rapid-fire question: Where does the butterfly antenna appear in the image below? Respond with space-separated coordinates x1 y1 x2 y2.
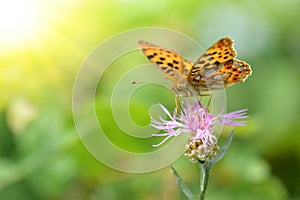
131 80 167 85
131 81 149 85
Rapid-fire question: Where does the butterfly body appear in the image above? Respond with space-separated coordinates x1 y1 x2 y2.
138 37 251 96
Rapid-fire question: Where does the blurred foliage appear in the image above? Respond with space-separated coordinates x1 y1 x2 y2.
1 0 300 199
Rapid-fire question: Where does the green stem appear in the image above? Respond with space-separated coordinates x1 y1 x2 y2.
199 162 210 200
198 129 235 200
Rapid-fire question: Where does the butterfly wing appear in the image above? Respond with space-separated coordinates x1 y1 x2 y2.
138 40 192 85
188 37 252 90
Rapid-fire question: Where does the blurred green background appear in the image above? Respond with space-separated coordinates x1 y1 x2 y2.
1 0 300 199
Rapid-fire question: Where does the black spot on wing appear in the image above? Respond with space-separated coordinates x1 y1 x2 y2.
147 55 154 59
203 63 210 68
197 60 206 64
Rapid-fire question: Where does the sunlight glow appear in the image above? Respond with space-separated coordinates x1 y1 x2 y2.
0 0 41 48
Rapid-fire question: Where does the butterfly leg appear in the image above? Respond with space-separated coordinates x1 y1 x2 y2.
174 95 180 115
199 92 212 107
206 94 212 107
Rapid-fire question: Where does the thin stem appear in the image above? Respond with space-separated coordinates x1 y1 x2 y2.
198 129 235 200
199 162 210 200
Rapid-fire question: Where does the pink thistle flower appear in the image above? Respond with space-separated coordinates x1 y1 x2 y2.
151 100 248 162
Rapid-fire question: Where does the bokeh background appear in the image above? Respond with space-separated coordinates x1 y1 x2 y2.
1 0 300 199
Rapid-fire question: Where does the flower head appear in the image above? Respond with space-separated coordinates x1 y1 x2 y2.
151 100 248 162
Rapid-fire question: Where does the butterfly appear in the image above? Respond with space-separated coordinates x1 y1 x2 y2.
138 37 251 96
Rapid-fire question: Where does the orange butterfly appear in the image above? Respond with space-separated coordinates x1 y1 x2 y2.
138 37 251 96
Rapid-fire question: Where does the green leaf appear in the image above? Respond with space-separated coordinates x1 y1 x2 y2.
208 129 234 168
169 165 194 200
